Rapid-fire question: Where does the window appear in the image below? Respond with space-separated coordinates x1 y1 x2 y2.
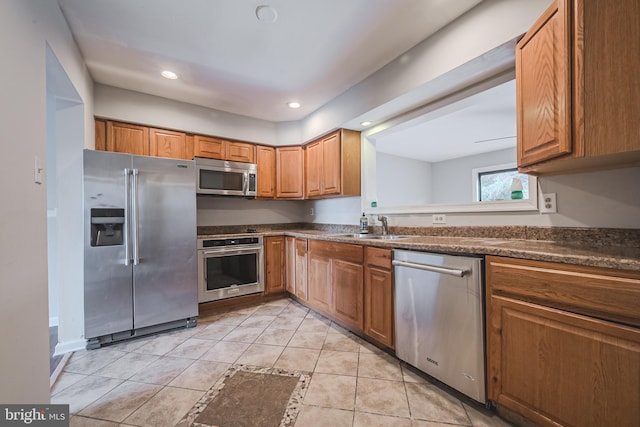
472 163 530 202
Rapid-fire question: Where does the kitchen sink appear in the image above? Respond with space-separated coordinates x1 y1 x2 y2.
332 233 413 240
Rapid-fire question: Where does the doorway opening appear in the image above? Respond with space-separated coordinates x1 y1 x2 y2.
46 45 85 377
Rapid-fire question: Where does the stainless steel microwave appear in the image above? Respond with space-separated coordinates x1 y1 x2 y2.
195 157 257 196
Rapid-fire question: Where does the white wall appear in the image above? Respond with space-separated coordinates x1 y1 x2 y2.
377 153 432 206
0 0 93 403
300 0 551 140
430 148 516 204
197 197 308 226
94 84 281 145
53 103 86 354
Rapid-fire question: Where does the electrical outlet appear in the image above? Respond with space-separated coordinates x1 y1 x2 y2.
309 207 314 216
540 193 557 213
432 214 446 224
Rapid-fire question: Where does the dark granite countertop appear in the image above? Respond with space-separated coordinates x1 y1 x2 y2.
197 226 640 272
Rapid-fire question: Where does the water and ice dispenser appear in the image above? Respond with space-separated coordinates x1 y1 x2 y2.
90 208 124 247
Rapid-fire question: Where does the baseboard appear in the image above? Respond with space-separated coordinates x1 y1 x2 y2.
49 316 59 327
50 352 71 389
54 338 86 356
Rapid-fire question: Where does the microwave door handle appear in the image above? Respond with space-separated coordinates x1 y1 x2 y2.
242 171 249 194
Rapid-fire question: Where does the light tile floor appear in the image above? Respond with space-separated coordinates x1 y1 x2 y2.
52 297 512 427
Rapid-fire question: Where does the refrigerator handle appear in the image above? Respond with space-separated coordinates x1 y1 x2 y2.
124 168 132 266
132 168 140 265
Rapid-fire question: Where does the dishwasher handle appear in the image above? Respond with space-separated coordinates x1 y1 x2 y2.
392 259 469 277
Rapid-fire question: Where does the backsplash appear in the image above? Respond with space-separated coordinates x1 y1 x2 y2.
197 223 640 247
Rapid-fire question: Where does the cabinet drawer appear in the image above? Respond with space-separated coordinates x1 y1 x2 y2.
486 256 640 327
365 247 392 270
309 240 363 264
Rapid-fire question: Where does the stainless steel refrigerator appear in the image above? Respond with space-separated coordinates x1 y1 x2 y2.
83 149 197 348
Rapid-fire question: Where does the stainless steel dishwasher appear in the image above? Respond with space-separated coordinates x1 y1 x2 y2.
393 249 485 403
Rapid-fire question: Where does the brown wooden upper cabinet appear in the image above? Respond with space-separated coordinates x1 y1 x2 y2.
193 135 226 159
516 0 640 174
227 141 255 163
256 145 276 198
95 119 106 151
194 136 256 163
106 121 149 156
304 129 361 198
276 146 304 199
149 128 191 160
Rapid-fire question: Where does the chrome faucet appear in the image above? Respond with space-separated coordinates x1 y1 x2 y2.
378 215 389 236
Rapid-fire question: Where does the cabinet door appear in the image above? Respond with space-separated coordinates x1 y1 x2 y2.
285 236 296 294
107 121 149 156
364 265 394 348
149 128 189 159
264 236 285 295
227 141 255 163
194 135 226 159
516 0 572 167
276 146 304 199
294 239 308 301
95 119 106 151
256 145 276 198
304 141 322 197
307 252 332 313
332 259 363 330
488 295 640 427
321 132 341 195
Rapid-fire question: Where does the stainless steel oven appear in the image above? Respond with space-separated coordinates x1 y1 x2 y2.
197 236 264 303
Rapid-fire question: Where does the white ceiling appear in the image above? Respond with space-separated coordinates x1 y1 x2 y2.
375 79 516 163
57 0 482 122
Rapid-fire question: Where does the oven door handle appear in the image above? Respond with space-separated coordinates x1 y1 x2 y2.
201 247 262 256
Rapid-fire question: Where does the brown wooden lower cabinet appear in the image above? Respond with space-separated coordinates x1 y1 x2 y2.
294 238 308 301
332 259 363 330
285 236 296 294
307 250 332 313
306 240 364 330
364 247 394 348
264 236 285 295
486 256 640 427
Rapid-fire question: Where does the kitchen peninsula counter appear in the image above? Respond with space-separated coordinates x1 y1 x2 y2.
197 226 640 272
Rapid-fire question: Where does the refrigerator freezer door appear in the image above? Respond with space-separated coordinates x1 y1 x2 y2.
132 155 197 329
83 150 134 339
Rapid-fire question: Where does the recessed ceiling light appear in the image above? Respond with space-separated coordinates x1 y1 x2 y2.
288 101 301 109
360 121 372 126
161 70 179 80
256 5 278 23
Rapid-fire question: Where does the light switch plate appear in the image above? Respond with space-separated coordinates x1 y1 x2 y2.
34 156 43 184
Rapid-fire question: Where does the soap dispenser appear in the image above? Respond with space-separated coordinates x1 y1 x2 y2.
359 212 369 234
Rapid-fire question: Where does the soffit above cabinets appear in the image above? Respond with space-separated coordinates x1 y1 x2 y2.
57 0 481 122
